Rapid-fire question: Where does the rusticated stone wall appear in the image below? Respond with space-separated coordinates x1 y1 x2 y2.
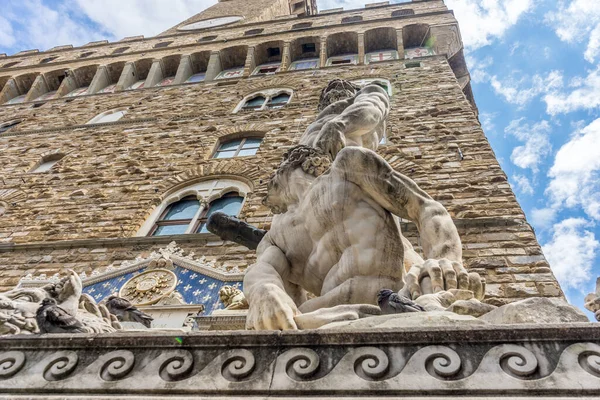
0 54 563 305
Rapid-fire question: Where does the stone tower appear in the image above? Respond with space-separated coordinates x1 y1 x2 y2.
0 0 596 398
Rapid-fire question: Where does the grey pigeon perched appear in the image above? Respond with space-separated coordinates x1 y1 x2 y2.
106 295 153 328
377 289 425 314
36 298 87 334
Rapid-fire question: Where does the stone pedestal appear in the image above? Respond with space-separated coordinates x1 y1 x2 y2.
1 323 599 398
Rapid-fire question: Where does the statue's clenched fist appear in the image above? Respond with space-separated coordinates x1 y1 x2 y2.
246 284 300 330
401 259 485 301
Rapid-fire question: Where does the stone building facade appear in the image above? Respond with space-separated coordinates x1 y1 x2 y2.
0 0 562 307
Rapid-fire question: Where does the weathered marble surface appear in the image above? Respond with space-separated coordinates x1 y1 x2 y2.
0 271 120 335
585 277 600 321
243 81 485 330
0 324 599 398
480 297 589 324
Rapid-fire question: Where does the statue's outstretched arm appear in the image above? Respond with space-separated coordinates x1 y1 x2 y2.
313 86 390 158
243 237 300 330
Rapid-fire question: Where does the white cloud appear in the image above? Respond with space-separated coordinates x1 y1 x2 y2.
0 15 16 48
0 0 216 53
512 174 534 195
0 0 109 51
445 0 535 51
491 70 563 106
542 218 599 291
530 207 557 229
479 111 497 133
504 118 552 172
73 0 216 40
466 55 493 84
546 118 600 220
544 66 600 115
545 0 600 63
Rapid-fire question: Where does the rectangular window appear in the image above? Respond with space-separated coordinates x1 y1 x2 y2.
301 43 316 54
332 59 351 65
267 47 281 58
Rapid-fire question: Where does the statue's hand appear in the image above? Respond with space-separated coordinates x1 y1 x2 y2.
314 127 345 160
403 259 485 301
246 284 299 330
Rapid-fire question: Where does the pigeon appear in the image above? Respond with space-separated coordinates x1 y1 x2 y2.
36 298 87 334
105 295 153 328
377 289 425 314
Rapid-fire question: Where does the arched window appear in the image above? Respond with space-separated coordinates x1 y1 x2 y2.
87 109 127 124
213 137 262 159
139 178 250 237
30 153 65 173
0 120 21 134
242 95 266 110
112 47 129 55
2 61 20 69
236 89 292 112
150 196 201 236
196 193 244 233
392 9 414 17
341 16 362 23
266 93 290 109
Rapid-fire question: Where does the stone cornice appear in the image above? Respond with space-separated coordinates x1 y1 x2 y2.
0 233 219 253
0 323 598 397
0 217 526 253
0 1 447 64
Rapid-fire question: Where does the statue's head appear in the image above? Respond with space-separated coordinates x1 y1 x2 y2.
263 145 331 213
219 285 241 306
318 79 360 111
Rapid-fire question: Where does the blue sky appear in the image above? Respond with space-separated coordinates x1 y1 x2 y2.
1 0 599 317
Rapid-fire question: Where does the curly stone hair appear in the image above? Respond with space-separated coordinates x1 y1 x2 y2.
263 145 332 213
318 79 360 111
279 144 332 178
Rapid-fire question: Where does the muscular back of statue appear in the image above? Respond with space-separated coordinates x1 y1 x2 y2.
242 80 483 330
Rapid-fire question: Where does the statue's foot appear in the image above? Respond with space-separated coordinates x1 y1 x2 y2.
294 304 381 330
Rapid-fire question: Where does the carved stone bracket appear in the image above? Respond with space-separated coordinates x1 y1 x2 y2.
0 324 599 397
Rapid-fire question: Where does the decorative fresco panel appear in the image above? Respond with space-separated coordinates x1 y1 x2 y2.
215 67 245 80
404 47 436 59
365 50 399 64
288 58 319 70
82 263 243 316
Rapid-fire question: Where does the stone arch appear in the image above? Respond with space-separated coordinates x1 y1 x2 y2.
0 189 27 207
233 88 293 113
137 170 259 237
160 164 261 194
28 149 67 173
242 77 299 94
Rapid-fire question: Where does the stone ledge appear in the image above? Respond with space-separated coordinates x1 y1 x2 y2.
0 233 218 253
0 324 599 397
0 218 526 253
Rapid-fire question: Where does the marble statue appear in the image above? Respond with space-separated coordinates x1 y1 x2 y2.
239 79 485 330
244 144 483 330
299 79 389 159
219 285 249 310
0 270 121 335
585 277 600 321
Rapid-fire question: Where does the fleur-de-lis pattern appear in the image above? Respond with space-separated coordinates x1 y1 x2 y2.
82 264 243 315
